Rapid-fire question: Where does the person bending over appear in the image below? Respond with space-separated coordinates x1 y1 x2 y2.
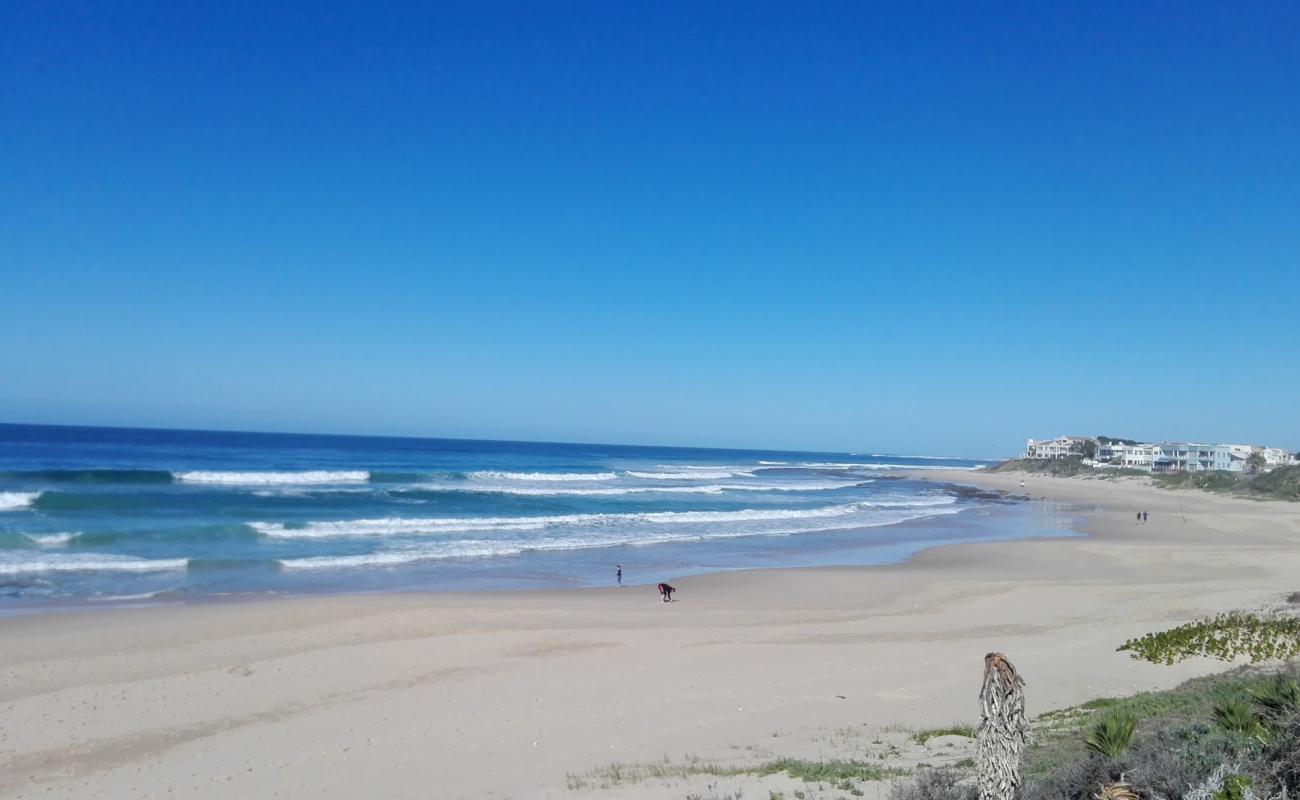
657 582 675 603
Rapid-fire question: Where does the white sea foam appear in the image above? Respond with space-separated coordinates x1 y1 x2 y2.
0 553 189 576
86 589 176 602
678 465 745 470
252 496 958 540
437 479 862 497
655 465 760 475
176 470 371 485
280 551 440 570
260 506 863 538
626 470 738 480
0 491 41 511
467 471 619 482
23 532 81 546
279 536 651 569
276 505 968 571
251 487 373 497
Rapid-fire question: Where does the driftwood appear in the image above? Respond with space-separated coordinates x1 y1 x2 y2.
978 652 1028 800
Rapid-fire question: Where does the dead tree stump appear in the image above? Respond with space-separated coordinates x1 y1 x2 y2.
978 652 1028 800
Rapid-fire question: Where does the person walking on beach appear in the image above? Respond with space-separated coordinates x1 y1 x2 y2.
616 564 622 587
1142 511 1148 523
1136 511 1142 523
657 582 675 603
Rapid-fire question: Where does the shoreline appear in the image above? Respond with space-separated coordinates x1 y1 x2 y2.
4 473 1300 798
0 476 1059 617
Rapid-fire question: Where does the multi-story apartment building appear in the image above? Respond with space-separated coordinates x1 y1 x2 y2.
1026 435 1295 472
1097 442 1158 469
1151 443 1248 473
1024 436 1094 459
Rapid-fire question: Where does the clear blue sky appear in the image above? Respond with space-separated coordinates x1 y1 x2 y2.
2 2 1297 457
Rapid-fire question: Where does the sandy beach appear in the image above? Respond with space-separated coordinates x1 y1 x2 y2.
3 472 1300 799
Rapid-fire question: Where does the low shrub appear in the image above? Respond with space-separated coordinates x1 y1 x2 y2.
989 458 1090 477
1259 708 1300 796
1211 698 1265 741
1023 755 1128 800
912 724 976 745
1124 723 1254 800
1085 710 1139 758
1241 464 1300 501
1022 666 1299 800
889 767 976 800
1153 471 1244 492
1246 674 1300 731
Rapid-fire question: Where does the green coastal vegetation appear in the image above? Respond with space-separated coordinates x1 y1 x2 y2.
888 664 1300 800
1118 613 1300 666
1010 665 1300 800
989 460 1300 501
989 458 1094 477
912 724 976 745
565 755 904 793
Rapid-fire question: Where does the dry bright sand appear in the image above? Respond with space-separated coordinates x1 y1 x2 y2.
3 472 1300 799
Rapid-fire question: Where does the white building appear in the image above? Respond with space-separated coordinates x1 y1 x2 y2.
1023 434 1295 472
1262 447 1297 467
1097 442 1159 469
1152 443 1247 473
1024 436 1094 459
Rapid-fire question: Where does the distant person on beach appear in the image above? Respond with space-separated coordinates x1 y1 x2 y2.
657 582 675 603
1142 511 1148 522
1136 511 1142 523
616 564 622 587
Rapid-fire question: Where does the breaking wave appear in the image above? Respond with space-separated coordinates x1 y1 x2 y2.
466 471 619 482
0 491 41 511
251 496 958 540
626 470 740 479
420 478 863 497
175 471 371 485
0 553 189 576
23 532 81 546
276 505 966 571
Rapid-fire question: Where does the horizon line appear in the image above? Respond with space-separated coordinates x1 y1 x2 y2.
0 420 1006 462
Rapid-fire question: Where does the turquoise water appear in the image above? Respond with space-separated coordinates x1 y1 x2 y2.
0 424 1062 610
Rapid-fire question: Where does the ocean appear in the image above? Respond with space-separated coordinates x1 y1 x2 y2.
0 424 1064 611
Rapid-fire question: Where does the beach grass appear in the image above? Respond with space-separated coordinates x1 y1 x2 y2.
565 755 907 791
911 724 976 745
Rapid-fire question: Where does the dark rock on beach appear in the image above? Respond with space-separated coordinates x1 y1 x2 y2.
943 485 1023 504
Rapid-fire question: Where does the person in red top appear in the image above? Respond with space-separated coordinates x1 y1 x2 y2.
657 582 675 603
